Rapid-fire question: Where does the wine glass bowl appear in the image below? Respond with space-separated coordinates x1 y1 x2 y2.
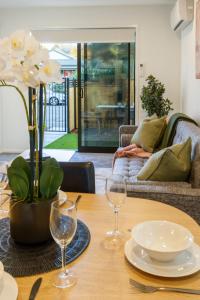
50 204 77 246
106 191 125 210
50 199 77 288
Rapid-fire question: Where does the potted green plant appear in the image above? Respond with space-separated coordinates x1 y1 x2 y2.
0 30 64 244
141 75 173 117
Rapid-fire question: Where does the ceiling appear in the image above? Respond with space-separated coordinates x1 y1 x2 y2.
0 0 176 7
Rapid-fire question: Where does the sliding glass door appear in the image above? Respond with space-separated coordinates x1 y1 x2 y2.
78 42 135 152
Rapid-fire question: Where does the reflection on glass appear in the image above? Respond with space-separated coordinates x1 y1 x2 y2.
81 43 135 148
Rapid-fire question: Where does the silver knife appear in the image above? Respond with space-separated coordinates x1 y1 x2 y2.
29 277 42 300
75 195 82 208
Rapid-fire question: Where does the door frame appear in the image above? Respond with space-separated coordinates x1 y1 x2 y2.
77 42 135 153
31 26 138 152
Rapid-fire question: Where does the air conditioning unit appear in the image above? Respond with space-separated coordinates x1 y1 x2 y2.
170 0 194 31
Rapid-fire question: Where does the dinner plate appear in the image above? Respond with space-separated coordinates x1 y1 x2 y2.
0 272 18 300
125 239 200 277
58 190 67 201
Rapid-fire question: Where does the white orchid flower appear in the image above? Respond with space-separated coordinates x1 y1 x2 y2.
13 63 40 88
25 33 40 58
38 60 62 84
0 56 16 83
0 30 62 87
10 30 26 51
11 58 22 68
30 47 49 66
0 38 11 57
9 30 27 60
0 70 16 82
0 58 7 72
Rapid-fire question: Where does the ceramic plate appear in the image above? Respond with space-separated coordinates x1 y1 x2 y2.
58 190 67 201
0 272 18 300
125 239 200 277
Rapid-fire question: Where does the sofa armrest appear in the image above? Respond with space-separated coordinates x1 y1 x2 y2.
130 180 191 188
120 134 133 147
119 125 138 135
119 125 138 147
126 183 200 224
127 183 200 196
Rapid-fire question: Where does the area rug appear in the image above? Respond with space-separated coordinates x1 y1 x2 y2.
70 152 113 168
45 133 78 150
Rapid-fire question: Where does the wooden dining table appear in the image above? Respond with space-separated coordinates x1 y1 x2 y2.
15 193 200 300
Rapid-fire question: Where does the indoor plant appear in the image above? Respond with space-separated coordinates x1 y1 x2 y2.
0 30 64 244
141 75 173 117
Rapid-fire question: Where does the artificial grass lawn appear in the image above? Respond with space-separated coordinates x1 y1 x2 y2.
45 133 78 150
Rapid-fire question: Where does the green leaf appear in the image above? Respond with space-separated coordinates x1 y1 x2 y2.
7 167 29 200
42 157 60 169
11 156 31 180
40 165 63 199
141 74 173 117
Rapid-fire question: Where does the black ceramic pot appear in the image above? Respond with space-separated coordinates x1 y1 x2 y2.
10 195 57 245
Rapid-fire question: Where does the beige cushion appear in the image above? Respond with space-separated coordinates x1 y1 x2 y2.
137 138 192 181
131 117 166 153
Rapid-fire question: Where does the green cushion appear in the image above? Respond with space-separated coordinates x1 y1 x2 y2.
137 138 192 181
131 116 166 153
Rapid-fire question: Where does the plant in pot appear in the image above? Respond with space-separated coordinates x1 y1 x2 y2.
141 75 173 117
0 30 64 244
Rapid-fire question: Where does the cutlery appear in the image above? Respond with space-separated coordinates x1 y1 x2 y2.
75 195 82 208
29 277 42 300
129 278 200 295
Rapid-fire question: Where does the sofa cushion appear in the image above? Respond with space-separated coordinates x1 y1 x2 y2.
137 138 192 181
113 156 148 182
172 121 200 187
131 116 166 153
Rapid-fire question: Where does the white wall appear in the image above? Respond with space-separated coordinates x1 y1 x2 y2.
181 0 200 124
0 5 180 152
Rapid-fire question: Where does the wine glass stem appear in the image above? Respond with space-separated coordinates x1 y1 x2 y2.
61 246 67 275
114 210 119 233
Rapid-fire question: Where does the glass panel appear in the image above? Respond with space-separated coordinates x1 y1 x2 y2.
130 43 135 125
80 42 135 148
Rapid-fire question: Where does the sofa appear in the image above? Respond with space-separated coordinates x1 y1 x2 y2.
113 120 200 224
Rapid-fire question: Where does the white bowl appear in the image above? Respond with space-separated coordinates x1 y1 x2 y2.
0 261 4 281
132 221 194 262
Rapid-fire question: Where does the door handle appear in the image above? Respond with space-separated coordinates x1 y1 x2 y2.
81 87 84 99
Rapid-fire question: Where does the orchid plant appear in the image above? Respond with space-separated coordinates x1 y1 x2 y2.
0 30 64 202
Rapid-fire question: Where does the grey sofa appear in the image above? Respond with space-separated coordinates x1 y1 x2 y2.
113 120 200 224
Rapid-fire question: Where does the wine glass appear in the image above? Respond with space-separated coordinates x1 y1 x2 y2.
50 199 77 288
104 174 126 250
